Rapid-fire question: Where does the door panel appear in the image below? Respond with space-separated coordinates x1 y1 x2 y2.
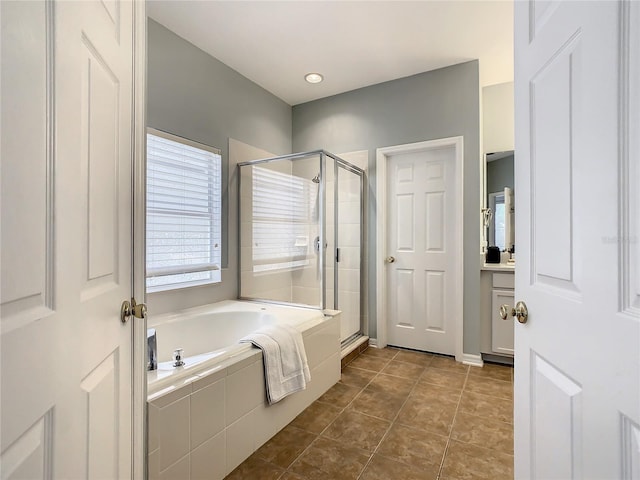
0 0 55 332
1 1 136 478
623 1 640 316
514 1 640 478
530 29 580 289
531 354 583 480
425 270 445 331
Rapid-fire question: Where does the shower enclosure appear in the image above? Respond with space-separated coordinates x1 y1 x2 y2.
238 151 365 344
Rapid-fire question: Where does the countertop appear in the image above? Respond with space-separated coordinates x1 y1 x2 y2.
481 262 515 272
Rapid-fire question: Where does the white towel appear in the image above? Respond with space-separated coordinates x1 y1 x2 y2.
240 324 311 404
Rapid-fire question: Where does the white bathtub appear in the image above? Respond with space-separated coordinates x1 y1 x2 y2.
146 300 341 479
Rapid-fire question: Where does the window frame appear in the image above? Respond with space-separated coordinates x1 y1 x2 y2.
145 127 223 292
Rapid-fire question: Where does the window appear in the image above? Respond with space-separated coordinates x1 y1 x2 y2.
251 166 315 272
146 129 222 291
489 192 506 251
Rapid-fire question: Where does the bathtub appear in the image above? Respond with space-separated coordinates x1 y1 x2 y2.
146 300 341 480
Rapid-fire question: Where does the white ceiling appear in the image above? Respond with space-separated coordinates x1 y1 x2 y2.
147 1 514 106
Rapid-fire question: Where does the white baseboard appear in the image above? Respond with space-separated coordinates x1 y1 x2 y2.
462 353 484 367
368 338 378 347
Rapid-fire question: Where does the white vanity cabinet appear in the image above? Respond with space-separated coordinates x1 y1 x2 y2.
490 273 515 355
480 266 515 360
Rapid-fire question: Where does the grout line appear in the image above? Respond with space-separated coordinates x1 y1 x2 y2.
355 355 436 479
436 366 470 480
268 356 514 480
267 349 514 480
281 350 397 477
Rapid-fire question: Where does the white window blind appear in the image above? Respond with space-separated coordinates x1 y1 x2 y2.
146 130 222 291
252 166 316 272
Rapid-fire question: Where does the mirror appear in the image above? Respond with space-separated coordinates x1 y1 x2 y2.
483 150 514 254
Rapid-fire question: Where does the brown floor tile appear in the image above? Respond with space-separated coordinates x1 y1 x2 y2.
230 347 515 480
290 401 342 434
411 381 461 405
368 373 416 397
360 454 439 480
468 363 512 382
349 387 406 421
322 409 390 453
289 437 370 480
377 423 448 470
317 382 361 408
381 360 426 380
396 396 457 436
419 367 467 390
224 456 284 480
393 349 433 367
362 347 398 360
278 473 306 480
430 355 470 373
254 425 316 469
459 390 513 424
464 375 513 400
450 412 513 454
349 354 390 372
340 366 377 389
440 440 514 480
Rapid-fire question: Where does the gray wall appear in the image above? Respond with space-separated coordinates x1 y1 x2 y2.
487 154 514 196
292 61 481 354
147 19 292 314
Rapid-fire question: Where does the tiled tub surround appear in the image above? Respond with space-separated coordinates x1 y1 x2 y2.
147 302 341 480
226 347 514 480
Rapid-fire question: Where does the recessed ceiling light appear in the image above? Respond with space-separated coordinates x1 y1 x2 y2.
305 73 323 84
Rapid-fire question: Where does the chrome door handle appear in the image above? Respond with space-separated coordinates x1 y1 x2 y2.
385 256 396 264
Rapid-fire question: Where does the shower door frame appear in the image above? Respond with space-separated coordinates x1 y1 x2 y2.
332 157 366 345
237 150 366 342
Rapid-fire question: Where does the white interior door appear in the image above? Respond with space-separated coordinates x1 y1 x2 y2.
514 1 640 478
1 1 138 478
383 142 460 356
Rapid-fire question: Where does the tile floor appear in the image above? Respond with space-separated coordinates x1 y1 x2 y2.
225 347 514 480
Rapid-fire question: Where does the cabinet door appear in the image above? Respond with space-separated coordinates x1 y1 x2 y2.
491 289 515 355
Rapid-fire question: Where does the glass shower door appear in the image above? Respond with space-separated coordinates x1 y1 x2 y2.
239 153 323 308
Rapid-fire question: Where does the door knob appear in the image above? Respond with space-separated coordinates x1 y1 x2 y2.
121 297 147 323
499 301 528 324
385 256 396 264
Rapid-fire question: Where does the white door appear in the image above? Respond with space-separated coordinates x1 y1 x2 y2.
1 1 138 478
514 1 640 478
383 141 461 356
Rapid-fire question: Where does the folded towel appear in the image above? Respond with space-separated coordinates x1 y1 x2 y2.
240 324 311 404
